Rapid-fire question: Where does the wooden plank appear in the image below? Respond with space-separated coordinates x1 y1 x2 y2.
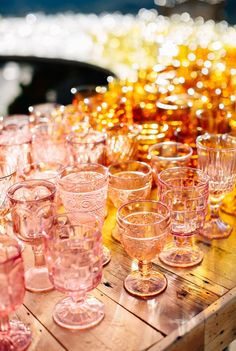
23 289 163 351
100 240 218 335
146 287 236 351
14 305 66 351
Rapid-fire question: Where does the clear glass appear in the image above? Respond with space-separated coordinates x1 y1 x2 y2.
196 133 236 239
58 163 110 265
67 130 106 165
43 217 104 330
158 167 209 268
149 141 193 185
7 179 56 292
32 123 68 164
0 235 31 350
108 160 152 241
117 200 170 298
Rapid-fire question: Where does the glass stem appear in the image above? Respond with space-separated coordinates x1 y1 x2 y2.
32 243 45 267
138 261 152 278
0 315 10 334
209 202 220 219
174 235 193 248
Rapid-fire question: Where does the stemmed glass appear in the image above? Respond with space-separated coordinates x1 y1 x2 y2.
196 133 236 239
0 235 31 350
43 214 104 330
148 141 193 185
7 179 56 292
108 160 152 241
117 200 170 298
58 163 111 265
158 167 209 268
67 130 106 165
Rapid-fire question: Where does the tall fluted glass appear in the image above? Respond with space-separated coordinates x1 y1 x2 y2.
196 133 236 239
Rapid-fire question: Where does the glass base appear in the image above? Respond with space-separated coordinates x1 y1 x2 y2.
102 245 111 266
199 218 232 240
111 224 121 242
124 270 167 298
0 320 31 351
53 296 104 330
159 246 203 268
25 266 54 293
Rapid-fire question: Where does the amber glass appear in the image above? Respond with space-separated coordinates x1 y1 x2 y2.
117 200 170 298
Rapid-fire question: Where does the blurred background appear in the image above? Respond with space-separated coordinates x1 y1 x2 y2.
0 0 235 115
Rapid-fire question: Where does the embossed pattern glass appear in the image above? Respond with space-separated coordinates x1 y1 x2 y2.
149 141 193 185
196 133 236 239
108 161 152 241
67 130 106 165
0 161 16 232
58 164 110 265
32 123 68 164
43 215 104 330
0 126 32 173
105 123 141 165
117 201 170 298
158 167 209 268
0 236 31 350
7 180 56 292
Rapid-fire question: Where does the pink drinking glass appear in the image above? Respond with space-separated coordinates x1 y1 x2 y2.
148 141 193 185
108 160 152 241
0 235 31 350
58 163 110 265
7 179 56 292
117 200 170 298
196 133 236 239
28 102 60 125
158 167 209 268
67 130 106 165
0 126 32 174
43 215 104 330
31 123 68 164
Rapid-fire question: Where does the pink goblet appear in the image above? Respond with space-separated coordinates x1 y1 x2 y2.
67 130 106 165
7 179 56 292
196 133 236 239
158 167 209 268
43 215 104 330
0 235 31 350
117 200 170 298
0 126 32 174
108 160 152 241
148 141 193 185
58 164 110 265
31 123 68 164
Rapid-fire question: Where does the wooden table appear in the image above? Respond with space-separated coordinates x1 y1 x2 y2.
17 196 236 351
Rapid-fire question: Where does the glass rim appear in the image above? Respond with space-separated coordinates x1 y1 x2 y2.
149 141 193 161
22 161 65 174
117 200 170 229
66 131 106 145
196 133 236 152
158 166 210 189
7 179 56 203
59 163 108 185
108 160 152 179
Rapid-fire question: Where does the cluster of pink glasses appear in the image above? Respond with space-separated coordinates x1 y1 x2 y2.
0 103 236 349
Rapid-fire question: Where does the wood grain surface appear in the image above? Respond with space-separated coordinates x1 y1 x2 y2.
19 196 236 351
